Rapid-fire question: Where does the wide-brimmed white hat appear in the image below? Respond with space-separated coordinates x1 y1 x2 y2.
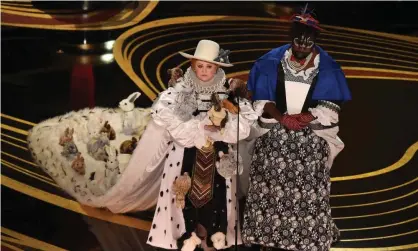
179 40 233 67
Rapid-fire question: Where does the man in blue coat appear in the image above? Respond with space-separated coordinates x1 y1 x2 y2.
241 7 351 251
247 12 351 130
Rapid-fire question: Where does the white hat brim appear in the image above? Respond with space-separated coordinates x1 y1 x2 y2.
179 51 233 67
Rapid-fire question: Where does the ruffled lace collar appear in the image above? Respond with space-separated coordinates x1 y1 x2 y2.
183 67 226 95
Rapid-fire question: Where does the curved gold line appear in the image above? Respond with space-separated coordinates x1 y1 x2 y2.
139 25 418 59
331 177 418 198
163 47 418 88
1 139 28 151
123 24 289 63
340 229 418 242
333 244 418 251
345 76 418 82
140 35 285 91
1 2 33 7
1 160 58 187
2 227 68 251
115 15 417 100
1 124 29 136
175 47 418 71
322 30 417 50
2 160 54 183
1 1 158 31
114 49 157 100
1 175 152 231
333 201 418 220
321 24 418 44
0 8 102 19
178 59 418 81
340 217 418 232
0 242 25 251
1 113 36 126
137 32 288 90
123 22 415 59
327 50 417 67
337 62 416 74
227 69 418 83
157 43 418 89
332 142 418 181
1 133 27 144
331 189 418 209
344 67 418 75
0 4 90 14
316 42 418 61
2 151 39 168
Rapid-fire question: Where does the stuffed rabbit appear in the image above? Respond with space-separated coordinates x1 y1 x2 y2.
61 141 79 160
87 132 110 161
119 137 138 154
119 92 141 135
215 145 243 179
167 67 184 88
100 121 116 140
71 153 86 175
104 145 120 188
59 127 74 146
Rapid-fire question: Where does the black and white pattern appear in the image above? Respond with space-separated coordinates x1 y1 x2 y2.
242 123 340 251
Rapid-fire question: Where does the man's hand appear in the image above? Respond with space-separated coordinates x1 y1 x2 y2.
280 114 309 131
290 113 316 124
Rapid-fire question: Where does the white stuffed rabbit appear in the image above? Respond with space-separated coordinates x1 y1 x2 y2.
119 92 141 135
104 145 120 188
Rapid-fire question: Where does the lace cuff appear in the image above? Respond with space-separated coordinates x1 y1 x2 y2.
309 100 340 127
253 100 275 117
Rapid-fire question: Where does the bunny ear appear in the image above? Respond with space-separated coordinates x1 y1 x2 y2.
104 145 111 154
128 92 141 103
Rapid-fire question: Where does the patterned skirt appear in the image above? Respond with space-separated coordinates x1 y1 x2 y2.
242 124 339 251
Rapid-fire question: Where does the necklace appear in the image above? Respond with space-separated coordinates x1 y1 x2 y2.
286 49 313 72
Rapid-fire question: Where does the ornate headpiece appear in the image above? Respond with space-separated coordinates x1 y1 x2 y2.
290 3 324 31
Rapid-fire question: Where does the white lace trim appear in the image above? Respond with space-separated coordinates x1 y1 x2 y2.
284 49 320 81
183 67 227 95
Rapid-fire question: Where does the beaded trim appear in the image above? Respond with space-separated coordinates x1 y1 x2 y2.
281 51 319 84
318 100 341 112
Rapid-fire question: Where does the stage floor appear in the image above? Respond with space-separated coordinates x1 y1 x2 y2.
1 1 418 251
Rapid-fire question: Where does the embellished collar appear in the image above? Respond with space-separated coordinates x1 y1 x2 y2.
183 67 227 95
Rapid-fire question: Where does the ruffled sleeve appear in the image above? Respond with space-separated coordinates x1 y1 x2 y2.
151 88 203 148
309 100 345 168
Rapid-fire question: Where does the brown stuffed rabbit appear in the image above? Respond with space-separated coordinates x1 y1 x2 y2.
119 137 138 154
167 67 184 87
100 121 116 140
59 127 74 146
71 153 85 175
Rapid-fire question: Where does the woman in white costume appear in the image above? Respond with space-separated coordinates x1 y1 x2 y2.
144 40 258 251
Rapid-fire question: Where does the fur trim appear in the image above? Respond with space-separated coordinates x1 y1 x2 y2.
27 106 152 205
211 232 226 250
181 232 201 251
